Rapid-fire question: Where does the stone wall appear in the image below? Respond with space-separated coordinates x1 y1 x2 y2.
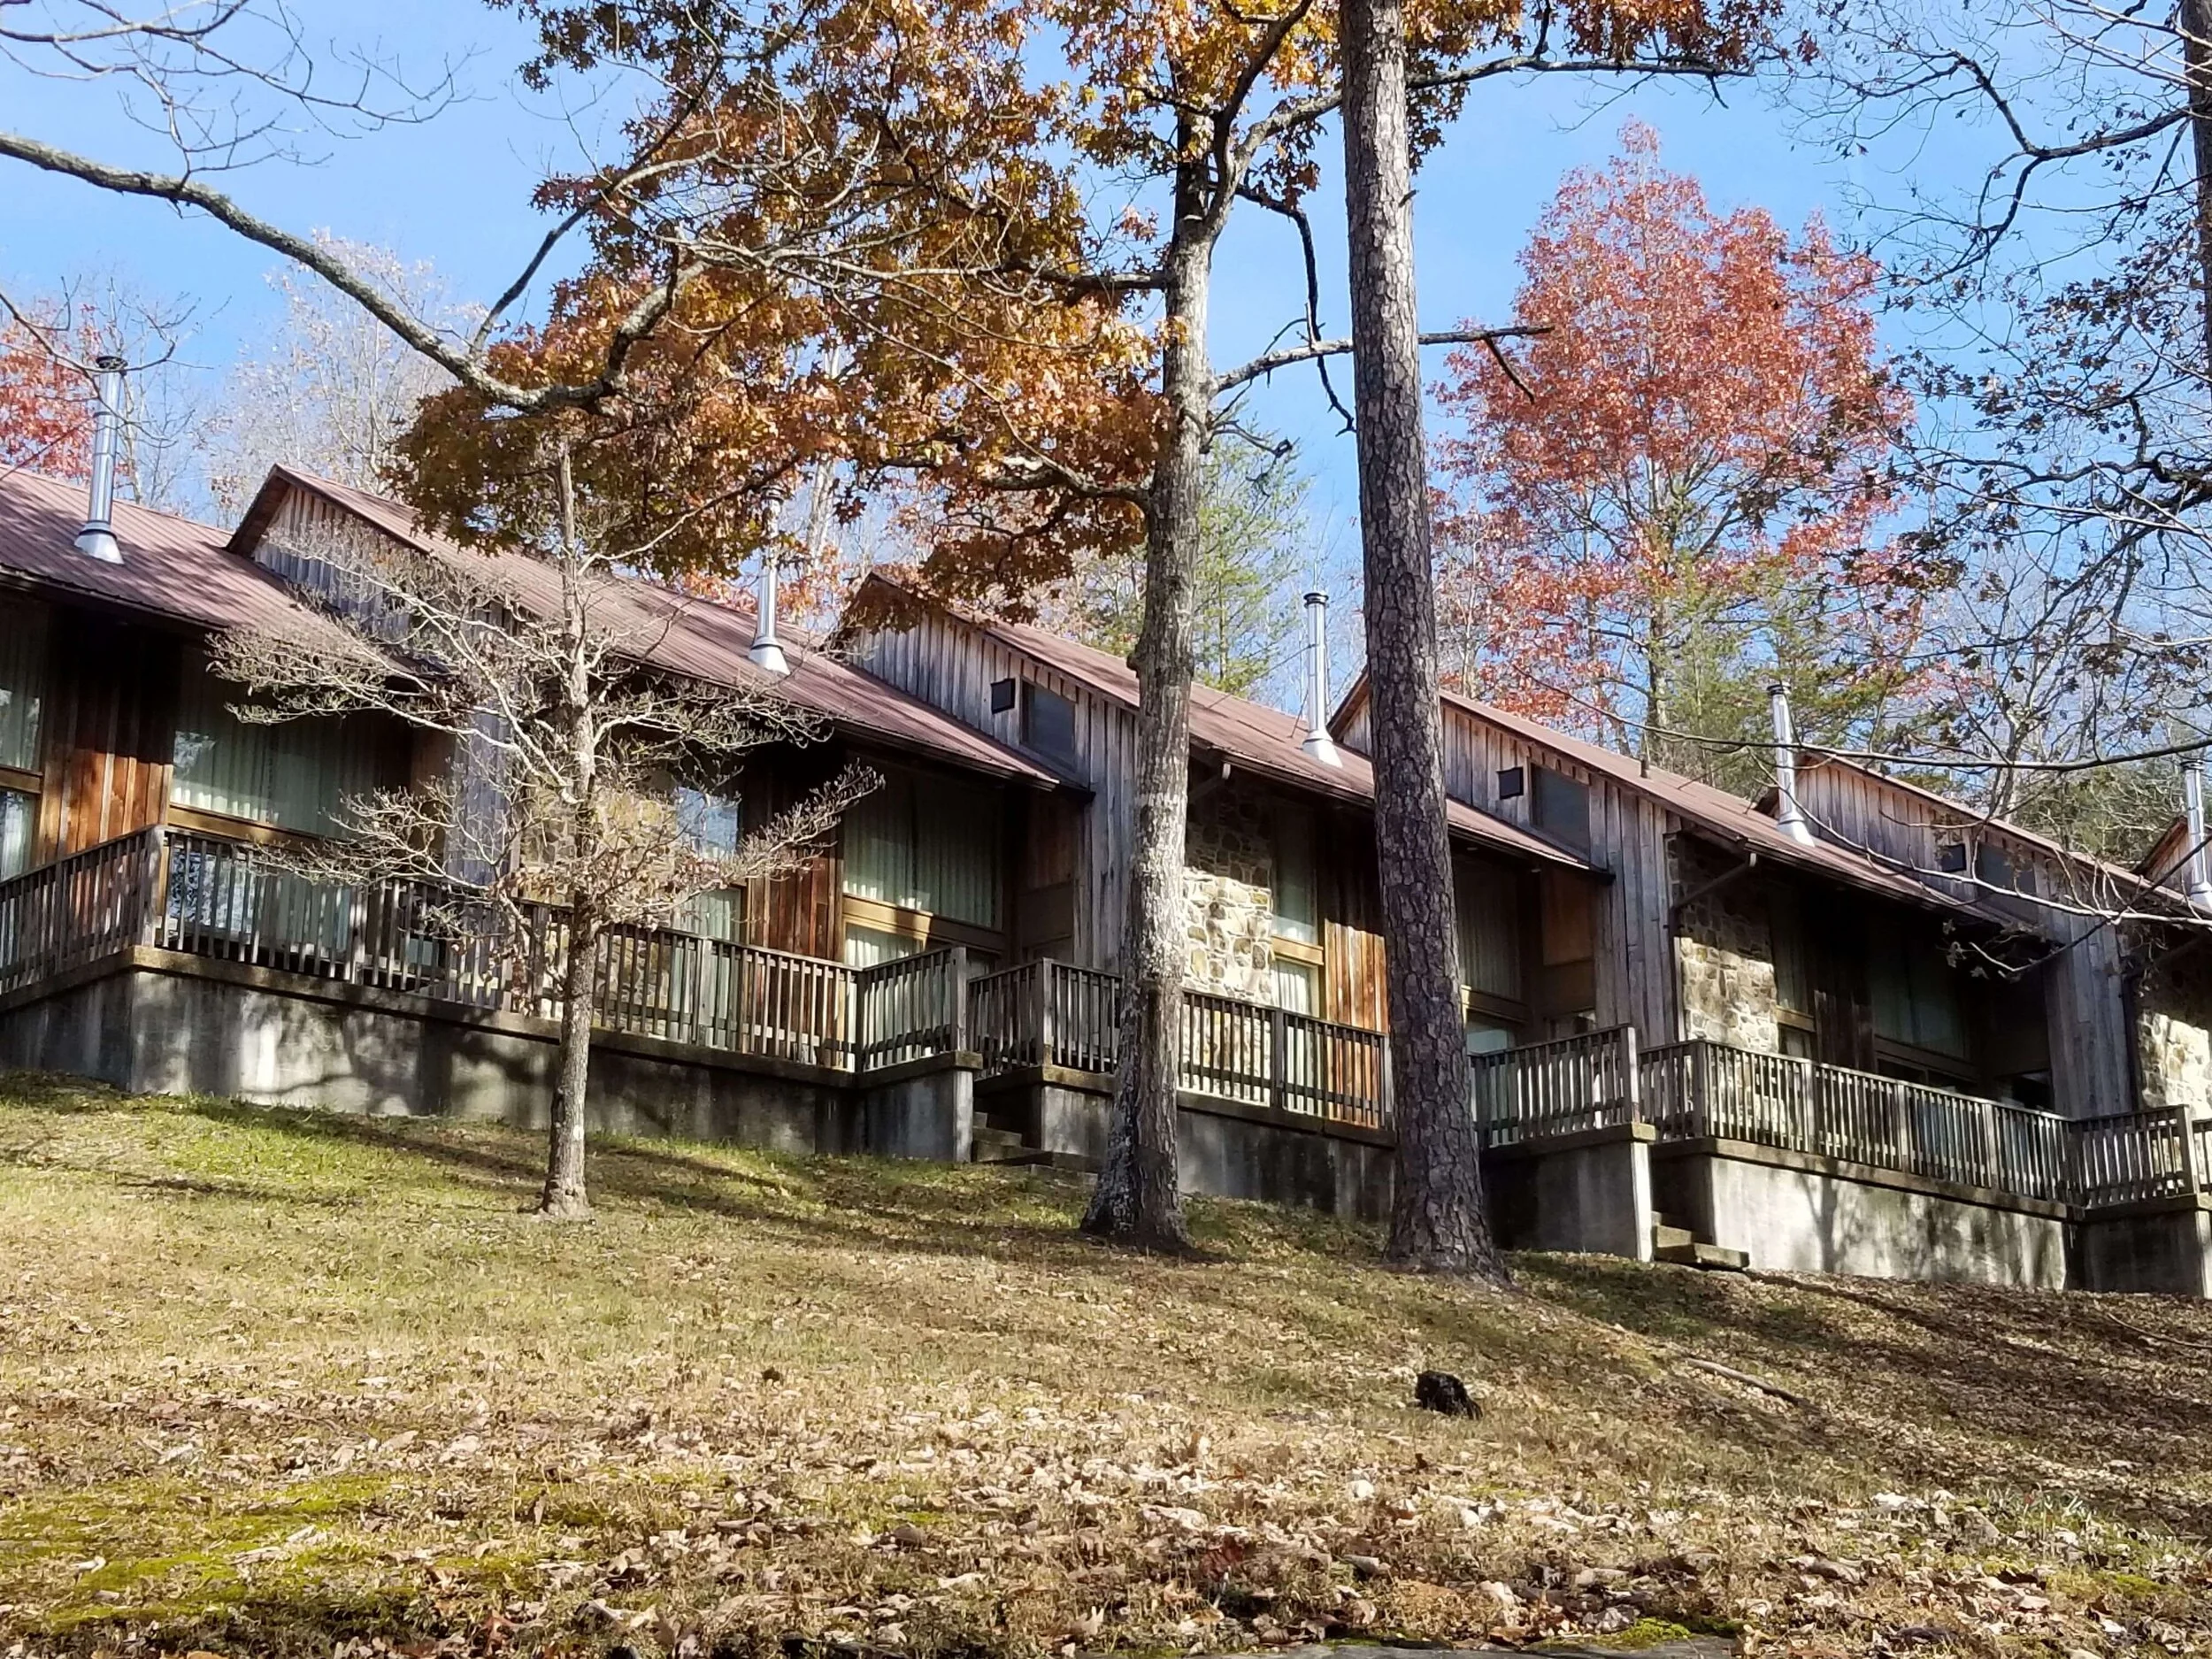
1181 784 1278 1002
2139 945 2212 1115
1671 838 1780 1053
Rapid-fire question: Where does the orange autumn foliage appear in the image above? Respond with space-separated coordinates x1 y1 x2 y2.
1434 123 1925 757
0 313 96 480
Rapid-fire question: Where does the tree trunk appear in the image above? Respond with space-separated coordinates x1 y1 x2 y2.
1082 159 1210 1253
538 438 597 1222
2185 0 2212 380
541 902 597 1218
1340 0 1509 1279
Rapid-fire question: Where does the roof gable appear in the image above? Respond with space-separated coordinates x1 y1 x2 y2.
851 572 1593 872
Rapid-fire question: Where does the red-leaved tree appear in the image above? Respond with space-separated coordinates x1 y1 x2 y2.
1434 123 1931 788
0 312 93 478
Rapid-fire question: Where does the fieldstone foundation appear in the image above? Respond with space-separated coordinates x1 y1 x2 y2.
1671 839 1781 1054
1182 784 1279 1002
2139 944 2212 1115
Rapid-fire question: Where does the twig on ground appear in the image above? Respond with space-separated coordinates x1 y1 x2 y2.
1679 1356 1809 1407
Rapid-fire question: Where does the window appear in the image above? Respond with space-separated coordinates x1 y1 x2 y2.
990 678 1018 714
1272 809 1319 947
1532 765 1590 850
1021 681 1077 763
170 657 395 835
1496 765 1525 801
1455 856 1524 1003
674 784 745 941
1869 929 1969 1059
841 768 1002 929
844 923 925 969
1273 956 1319 1015
1464 1017 1517 1056
1770 888 1811 1018
0 787 32 879
0 602 45 773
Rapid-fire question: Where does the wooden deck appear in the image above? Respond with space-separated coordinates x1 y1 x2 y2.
0 826 968 1076
6 828 2210 1210
968 957 1393 1130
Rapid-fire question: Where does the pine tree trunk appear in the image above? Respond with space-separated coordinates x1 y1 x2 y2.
1340 0 1509 1280
2185 0 2212 379
1082 163 1210 1254
541 902 597 1218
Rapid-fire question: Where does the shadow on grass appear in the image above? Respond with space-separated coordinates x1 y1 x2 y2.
1523 1252 2212 1531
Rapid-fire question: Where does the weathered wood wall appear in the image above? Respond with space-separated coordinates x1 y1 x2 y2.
852 605 1407 1021
35 612 179 859
849 606 1136 972
1794 757 2138 1119
1347 696 1671 1041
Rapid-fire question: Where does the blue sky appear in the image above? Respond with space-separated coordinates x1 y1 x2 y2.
0 4 1916 545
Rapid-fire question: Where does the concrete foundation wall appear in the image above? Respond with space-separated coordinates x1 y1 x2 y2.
860 1060 976 1163
1014 1073 1395 1223
2076 1202 2212 1296
1487 1127 1655 1261
0 954 977 1161
1656 1140 2068 1287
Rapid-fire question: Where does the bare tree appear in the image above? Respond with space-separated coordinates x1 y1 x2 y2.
211 448 870 1218
1808 0 2212 815
200 234 474 519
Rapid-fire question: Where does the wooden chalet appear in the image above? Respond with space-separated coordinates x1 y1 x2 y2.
0 462 1085 1158
1324 680 2212 1289
7 432 2212 1293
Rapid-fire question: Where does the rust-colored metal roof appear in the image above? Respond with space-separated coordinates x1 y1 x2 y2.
1405 682 2034 920
856 572 1593 872
230 468 1073 791
0 465 352 647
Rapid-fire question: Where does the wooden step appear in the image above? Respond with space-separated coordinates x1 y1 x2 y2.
1652 1223 1695 1253
972 1147 1100 1174
1655 1240 1749 1272
969 1126 1027 1157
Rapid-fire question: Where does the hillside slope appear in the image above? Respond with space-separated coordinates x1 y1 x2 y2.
3 1072 2209 1657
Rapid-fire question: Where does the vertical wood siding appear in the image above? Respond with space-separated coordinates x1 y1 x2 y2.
1395 698 1675 1041
38 613 179 858
849 610 1138 972
1324 812 1387 1030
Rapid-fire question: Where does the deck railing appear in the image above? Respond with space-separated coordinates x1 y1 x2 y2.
1640 1037 2074 1202
14 831 2212 1206
967 958 1391 1130
2072 1105 2205 1207
856 947 969 1071
160 829 508 1004
968 957 1120 1074
0 826 165 995
4 826 961 1076
1470 1025 1640 1147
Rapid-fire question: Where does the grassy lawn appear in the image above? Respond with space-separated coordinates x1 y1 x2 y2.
4 1072 2212 1658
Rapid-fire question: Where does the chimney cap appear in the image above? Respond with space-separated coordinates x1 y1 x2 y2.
1766 681 1787 697
1303 589 1328 606
93 353 126 373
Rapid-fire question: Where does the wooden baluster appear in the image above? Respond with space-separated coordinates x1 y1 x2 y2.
1269 1002 1288 1115
1037 959 1056 1070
